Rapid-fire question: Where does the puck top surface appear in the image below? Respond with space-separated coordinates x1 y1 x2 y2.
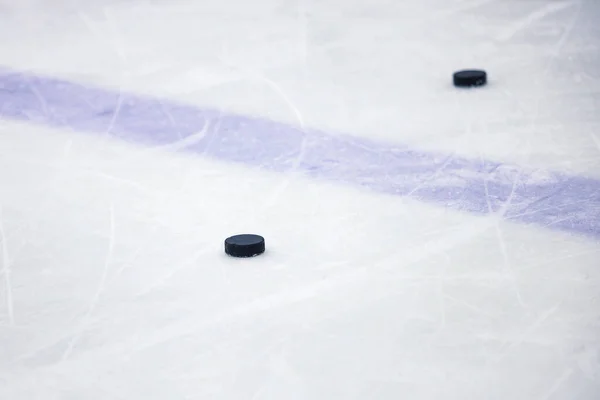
453 69 487 87
225 234 265 258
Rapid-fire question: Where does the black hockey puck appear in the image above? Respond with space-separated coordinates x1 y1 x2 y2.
224 234 265 258
453 70 487 88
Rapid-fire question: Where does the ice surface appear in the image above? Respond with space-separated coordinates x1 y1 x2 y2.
0 0 599 399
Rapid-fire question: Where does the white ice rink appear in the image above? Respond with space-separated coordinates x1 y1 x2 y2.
1 0 599 399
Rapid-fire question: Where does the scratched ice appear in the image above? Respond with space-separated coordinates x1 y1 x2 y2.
0 1 599 400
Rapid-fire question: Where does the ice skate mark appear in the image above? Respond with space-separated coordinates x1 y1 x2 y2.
541 215 579 231
26 80 51 120
102 90 125 140
495 2 576 43
60 202 116 362
149 116 213 153
482 160 525 307
116 232 153 275
444 293 498 319
520 248 599 272
400 153 456 206
551 0 583 57
113 165 218 278
218 45 308 211
540 367 574 400
81 7 131 69
79 9 132 143
132 245 213 297
157 100 184 142
508 197 590 220
516 0 583 139
494 304 560 363
0 205 14 326
87 170 153 195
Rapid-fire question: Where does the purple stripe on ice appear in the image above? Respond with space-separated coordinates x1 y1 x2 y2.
0 68 598 238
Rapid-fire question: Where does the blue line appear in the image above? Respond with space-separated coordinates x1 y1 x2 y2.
0 67 598 238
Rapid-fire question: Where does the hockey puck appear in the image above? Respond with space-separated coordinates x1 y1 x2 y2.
453 70 487 88
224 234 265 258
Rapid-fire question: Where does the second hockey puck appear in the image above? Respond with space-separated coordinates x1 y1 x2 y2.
224 234 265 258
453 70 487 88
